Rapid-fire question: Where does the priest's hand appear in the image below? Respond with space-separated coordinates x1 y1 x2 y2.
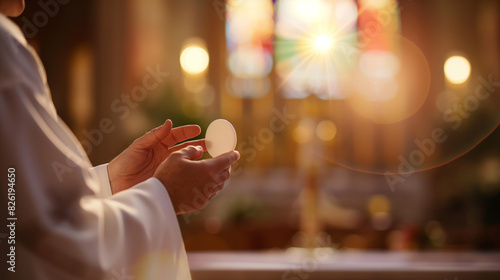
107 120 205 194
153 146 240 214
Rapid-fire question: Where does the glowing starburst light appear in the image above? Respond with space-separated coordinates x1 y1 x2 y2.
314 34 334 53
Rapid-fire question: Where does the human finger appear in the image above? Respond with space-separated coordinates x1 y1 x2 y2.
170 139 206 153
133 119 172 148
175 145 204 161
213 168 231 185
203 150 240 173
208 183 225 198
162 125 201 147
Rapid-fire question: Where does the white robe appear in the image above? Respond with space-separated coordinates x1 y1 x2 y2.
0 13 191 280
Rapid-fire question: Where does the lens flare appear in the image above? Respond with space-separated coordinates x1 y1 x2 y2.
314 35 334 53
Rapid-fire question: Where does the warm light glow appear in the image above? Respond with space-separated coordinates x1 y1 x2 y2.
226 0 274 97
335 0 358 26
358 50 400 101
358 77 399 101
296 0 321 19
180 45 209 75
292 123 314 144
275 0 360 100
444 55 471 84
316 120 337 141
314 35 334 52
368 195 390 214
360 0 391 9
228 47 273 78
359 50 400 78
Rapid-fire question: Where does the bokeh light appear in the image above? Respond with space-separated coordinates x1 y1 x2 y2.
316 120 337 141
444 55 471 84
180 44 209 75
293 120 314 144
368 195 391 214
425 221 446 247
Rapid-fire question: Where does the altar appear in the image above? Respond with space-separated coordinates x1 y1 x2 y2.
189 251 500 280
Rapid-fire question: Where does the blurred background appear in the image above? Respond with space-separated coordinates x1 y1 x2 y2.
15 0 500 259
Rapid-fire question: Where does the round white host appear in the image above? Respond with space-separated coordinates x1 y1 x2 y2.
205 119 237 157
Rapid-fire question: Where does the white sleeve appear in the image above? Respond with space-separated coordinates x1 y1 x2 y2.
0 19 191 280
0 81 191 280
91 164 113 198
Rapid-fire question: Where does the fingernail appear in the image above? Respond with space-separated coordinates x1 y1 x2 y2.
234 150 240 160
196 145 203 150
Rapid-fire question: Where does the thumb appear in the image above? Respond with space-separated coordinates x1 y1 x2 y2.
179 145 204 160
134 119 173 148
